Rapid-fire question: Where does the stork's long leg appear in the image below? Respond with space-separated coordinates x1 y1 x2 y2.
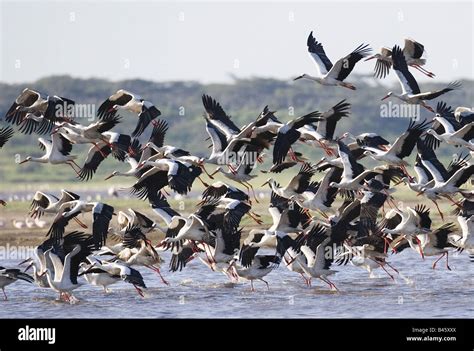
415 236 425 260
133 285 145 297
368 257 394 280
299 273 311 287
67 162 82 176
202 244 216 268
92 142 108 158
412 64 435 77
431 199 444 222
239 181 252 202
145 264 169 285
316 140 335 156
247 212 263 225
384 261 399 274
399 164 413 181
320 276 339 291
318 209 329 220
260 278 270 291
444 194 460 207
200 165 214 179
197 176 209 188
432 252 445 270
69 160 82 169
245 181 259 203
2 288 7 301
72 217 88 229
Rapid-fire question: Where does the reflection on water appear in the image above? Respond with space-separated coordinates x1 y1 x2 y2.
1 250 473 318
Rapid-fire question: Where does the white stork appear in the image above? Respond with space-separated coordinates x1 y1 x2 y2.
294 31 371 90
0 267 34 300
381 45 461 112
19 133 81 175
262 162 316 201
29 189 80 218
365 38 435 79
97 89 161 137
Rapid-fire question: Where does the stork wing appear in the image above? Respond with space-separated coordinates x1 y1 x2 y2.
416 81 462 101
133 102 161 137
77 142 111 181
97 89 133 119
448 165 474 188
306 31 333 76
389 119 429 159
287 163 315 193
452 122 474 141
0 126 14 148
327 44 371 81
403 38 425 59
60 189 80 203
317 100 350 140
392 45 420 95
205 118 229 155
202 94 240 137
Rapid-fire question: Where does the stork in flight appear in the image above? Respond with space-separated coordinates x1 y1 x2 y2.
365 39 435 79
381 45 461 112
97 89 161 137
0 267 34 300
294 31 371 90
19 133 81 175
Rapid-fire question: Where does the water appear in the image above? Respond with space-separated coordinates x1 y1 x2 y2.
1 250 473 318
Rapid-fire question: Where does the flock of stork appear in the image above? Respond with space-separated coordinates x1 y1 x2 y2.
0 31 473 303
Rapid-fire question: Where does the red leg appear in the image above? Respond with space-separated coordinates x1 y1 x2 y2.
432 252 445 270
134 285 145 297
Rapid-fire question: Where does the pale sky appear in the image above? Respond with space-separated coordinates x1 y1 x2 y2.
1 0 473 84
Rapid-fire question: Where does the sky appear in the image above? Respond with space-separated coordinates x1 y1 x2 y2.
1 0 473 85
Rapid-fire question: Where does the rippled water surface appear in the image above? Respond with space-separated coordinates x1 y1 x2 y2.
1 250 473 318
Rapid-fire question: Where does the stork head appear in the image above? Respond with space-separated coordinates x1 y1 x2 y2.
141 142 152 152
425 129 436 137
364 53 381 61
210 166 223 177
314 157 327 167
137 160 148 169
19 156 32 164
104 171 119 180
261 177 274 187
398 176 410 185
294 74 309 81
108 105 119 113
381 92 393 101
